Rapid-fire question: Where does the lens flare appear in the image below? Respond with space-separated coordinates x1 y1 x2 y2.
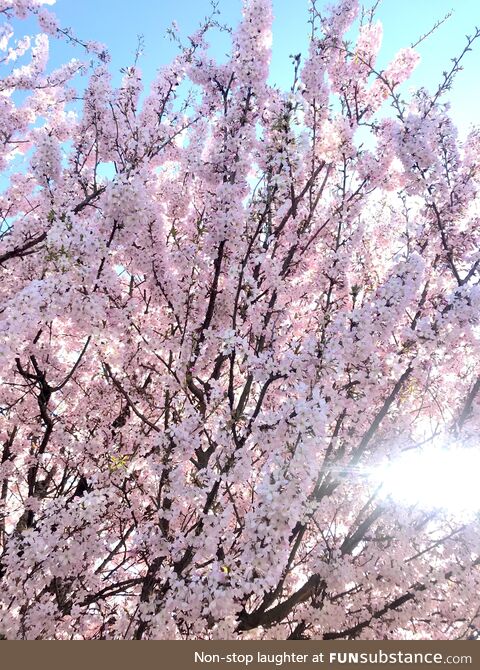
372 445 480 517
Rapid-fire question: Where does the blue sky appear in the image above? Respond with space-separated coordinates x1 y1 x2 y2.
19 1 480 133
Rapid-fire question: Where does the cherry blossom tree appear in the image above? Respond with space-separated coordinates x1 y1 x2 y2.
1 0 480 640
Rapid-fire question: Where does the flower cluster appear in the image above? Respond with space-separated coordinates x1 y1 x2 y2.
0 0 480 643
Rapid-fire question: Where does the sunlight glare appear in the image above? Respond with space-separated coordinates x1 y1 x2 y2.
372 445 480 517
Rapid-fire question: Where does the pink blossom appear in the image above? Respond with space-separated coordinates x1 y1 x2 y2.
0 0 479 642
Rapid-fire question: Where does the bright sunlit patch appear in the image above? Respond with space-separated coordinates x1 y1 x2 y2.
372 445 480 518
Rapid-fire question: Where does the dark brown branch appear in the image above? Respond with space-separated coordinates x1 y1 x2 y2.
0 232 47 265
